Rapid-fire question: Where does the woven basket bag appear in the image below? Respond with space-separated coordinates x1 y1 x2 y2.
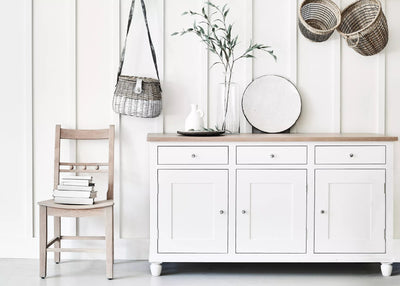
337 0 388 56
113 0 162 118
298 0 341 42
113 76 161 117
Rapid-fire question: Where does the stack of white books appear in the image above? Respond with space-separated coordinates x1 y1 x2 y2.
53 175 96 205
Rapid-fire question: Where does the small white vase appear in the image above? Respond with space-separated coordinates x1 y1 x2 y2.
185 104 204 131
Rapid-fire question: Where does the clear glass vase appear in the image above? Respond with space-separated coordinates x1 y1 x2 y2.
216 81 240 133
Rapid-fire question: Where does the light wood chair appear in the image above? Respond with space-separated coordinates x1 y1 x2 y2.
38 125 115 279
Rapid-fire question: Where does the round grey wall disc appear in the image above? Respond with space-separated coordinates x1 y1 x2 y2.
242 75 302 133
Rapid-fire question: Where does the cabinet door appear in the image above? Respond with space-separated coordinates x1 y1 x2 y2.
158 170 228 253
315 170 385 253
236 170 307 253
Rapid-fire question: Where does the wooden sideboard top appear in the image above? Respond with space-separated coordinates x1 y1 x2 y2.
147 133 398 142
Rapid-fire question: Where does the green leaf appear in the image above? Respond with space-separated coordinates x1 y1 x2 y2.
227 24 232 40
222 4 228 13
202 7 208 19
223 9 230 18
171 32 179 36
210 61 223 69
269 51 277 61
198 25 205 35
206 1 217 9
232 35 238 47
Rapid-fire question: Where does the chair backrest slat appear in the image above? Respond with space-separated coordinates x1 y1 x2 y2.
59 162 109 167
60 128 110 140
53 124 115 200
59 169 109 174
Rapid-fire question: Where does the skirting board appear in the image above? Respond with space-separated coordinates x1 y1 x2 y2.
1 238 400 261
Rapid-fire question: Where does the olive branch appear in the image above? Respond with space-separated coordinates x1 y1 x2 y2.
172 2 276 131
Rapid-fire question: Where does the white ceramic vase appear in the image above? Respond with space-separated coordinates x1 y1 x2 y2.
185 104 204 131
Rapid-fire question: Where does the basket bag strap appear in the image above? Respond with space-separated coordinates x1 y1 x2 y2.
117 0 160 82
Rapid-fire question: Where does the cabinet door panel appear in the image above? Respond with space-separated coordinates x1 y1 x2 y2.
158 170 228 253
315 170 385 253
237 170 307 253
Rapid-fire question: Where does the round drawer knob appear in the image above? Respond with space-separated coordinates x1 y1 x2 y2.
191 154 196 158
242 210 247 214
219 210 225 215
349 153 354 158
321 210 325 214
269 154 275 158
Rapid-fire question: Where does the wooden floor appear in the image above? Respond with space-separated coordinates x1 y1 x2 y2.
0 259 399 286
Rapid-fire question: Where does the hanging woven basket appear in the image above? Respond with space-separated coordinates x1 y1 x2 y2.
337 0 388 56
298 0 341 42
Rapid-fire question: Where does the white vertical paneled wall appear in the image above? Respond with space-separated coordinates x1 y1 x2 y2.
164 0 206 132
297 0 340 132
386 0 400 239
0 0 32 247
2 0 400 258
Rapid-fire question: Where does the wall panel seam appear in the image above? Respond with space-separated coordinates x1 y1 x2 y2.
378 0 386 134
332 0 342 133
291 0 298 133
112 0 122 239
25 0 34 238
160 0 165 132
241 0 253 134
204 0 210 128
71 0 78 236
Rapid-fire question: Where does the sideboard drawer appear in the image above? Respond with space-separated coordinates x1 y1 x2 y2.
236 146 307 165
315 146 386 165
158 146 228 165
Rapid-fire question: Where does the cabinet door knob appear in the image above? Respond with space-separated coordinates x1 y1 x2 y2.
321 210 325 214
349 153 354 158
191 154 196 158
269 154 275 158
219 210 225 215
241 210 247 214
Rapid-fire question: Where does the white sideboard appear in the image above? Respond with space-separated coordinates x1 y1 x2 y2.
147 133 398 277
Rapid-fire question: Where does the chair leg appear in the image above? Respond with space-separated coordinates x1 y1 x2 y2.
39 206 48 279
105 206 114 279
54 216 61 264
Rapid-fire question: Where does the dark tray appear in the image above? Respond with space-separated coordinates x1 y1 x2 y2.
177 130 225 137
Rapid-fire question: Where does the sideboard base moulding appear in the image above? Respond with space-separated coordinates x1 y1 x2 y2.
147 133 398 277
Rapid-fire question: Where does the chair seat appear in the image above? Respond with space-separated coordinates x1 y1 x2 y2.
38 199 114 210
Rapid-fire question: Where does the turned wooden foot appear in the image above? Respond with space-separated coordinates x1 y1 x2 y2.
150 262 162 276
381 263 393 277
